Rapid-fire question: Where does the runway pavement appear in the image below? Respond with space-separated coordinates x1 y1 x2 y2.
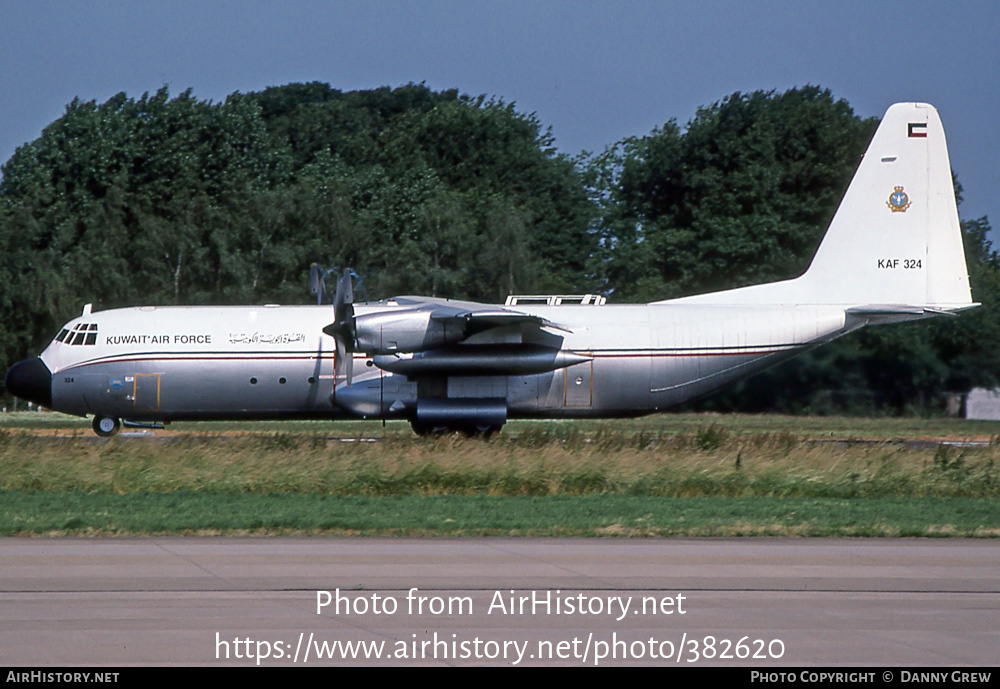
1 538 997 666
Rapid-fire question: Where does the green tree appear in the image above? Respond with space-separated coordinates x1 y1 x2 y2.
588 86 876 300
0 82 596 375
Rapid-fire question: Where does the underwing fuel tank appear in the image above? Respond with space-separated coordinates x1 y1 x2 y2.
372 344 591 377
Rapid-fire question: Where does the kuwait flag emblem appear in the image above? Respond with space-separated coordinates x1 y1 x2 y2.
908 122 928 138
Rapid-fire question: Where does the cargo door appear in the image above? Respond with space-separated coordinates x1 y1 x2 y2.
132 374 161 411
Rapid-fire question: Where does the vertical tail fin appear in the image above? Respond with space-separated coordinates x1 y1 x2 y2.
665 102 975 309
804 102 972 307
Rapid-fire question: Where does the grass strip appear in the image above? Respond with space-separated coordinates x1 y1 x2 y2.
2 430 998 498
1 491 996 537
3 415 998 538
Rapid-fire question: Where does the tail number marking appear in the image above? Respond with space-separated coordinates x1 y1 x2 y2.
878 259 922 269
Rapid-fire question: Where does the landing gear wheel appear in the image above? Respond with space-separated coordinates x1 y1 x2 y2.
410 421 447 437
411 421 503 438
461 424 501 439
477 424 502 439
92 416 121 437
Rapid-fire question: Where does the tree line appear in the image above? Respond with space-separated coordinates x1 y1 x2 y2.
1 83 996 413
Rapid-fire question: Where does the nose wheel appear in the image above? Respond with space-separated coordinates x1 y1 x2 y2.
92 415 121 437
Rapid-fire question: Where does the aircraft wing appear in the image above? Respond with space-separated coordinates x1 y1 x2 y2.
388 296 571 334
349 296 572 355
431 308 572 335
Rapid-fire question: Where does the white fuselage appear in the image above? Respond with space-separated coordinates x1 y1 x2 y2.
37 301 857 422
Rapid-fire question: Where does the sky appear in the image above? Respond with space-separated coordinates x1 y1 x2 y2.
2 0 998 231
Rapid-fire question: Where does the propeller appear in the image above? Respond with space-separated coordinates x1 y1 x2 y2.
322 268 356 386
309 263 327 305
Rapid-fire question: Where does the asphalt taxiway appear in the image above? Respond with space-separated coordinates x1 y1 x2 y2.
1 538 997 666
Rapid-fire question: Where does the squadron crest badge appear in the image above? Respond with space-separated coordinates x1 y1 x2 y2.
887 186 911 212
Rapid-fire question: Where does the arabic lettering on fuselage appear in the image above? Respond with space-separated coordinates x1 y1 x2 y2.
228 332 306 345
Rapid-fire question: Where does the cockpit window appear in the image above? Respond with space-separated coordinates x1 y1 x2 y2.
60 323 98 346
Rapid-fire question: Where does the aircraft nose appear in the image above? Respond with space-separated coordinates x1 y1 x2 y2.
4 357 53 408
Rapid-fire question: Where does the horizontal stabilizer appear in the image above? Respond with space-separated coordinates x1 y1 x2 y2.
846 303 980 322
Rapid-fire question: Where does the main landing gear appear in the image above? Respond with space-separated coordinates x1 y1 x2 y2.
410 420 502 438
92 415 121 437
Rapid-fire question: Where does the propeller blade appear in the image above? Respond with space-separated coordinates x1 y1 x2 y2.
309 263 326 305
326 268 357 386
333 337 349 387
333 268 353 321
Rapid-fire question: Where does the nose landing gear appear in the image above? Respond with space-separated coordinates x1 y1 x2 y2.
92 416 121 437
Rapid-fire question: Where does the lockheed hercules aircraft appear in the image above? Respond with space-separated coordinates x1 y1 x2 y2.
4 103 977 436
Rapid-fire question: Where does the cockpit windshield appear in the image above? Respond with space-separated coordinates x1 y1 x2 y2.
55 323 98 346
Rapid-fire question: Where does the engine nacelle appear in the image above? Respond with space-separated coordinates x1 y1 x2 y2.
353 309 466 354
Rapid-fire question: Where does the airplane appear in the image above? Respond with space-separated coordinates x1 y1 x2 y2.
3 102 978 437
